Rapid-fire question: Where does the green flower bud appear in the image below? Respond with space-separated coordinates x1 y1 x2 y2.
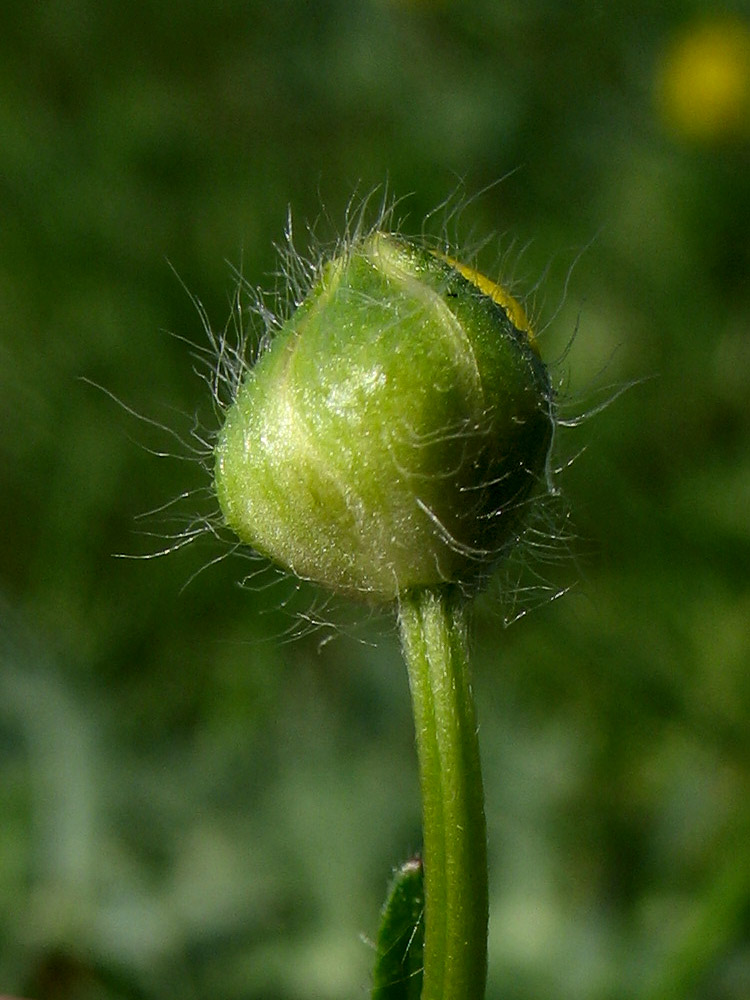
214 231 553 601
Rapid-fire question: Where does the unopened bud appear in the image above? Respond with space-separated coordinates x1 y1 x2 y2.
215 231 553 601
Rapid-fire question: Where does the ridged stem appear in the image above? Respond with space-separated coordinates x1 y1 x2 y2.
398 586 488 1000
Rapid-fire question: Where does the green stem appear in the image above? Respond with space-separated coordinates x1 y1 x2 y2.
398 586 488 1000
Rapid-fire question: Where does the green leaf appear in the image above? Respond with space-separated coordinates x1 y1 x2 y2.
372 856 425 1000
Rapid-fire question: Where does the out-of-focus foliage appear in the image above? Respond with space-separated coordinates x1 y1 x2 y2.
1 2 748 998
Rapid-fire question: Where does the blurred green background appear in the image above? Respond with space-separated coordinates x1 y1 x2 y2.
2 1 749 998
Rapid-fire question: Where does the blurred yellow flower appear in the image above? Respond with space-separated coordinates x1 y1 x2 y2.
656 16 750 141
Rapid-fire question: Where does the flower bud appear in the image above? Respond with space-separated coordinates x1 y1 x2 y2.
214 231 553 601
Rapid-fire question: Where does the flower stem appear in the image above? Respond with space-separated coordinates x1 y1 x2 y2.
398 586 488 1000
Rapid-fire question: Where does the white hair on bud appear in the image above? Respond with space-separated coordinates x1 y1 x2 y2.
102 184 630 641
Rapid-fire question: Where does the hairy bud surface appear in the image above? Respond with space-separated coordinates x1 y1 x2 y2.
215 232 553 601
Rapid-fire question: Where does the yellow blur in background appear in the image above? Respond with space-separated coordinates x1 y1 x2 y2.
657 16 750 141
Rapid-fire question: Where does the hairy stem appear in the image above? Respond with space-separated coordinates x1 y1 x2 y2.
398 586 488 1000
